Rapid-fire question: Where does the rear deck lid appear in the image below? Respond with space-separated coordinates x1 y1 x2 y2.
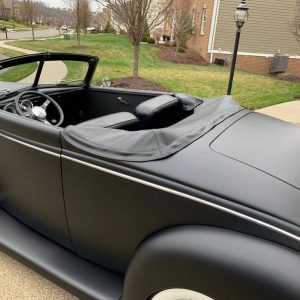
211 113 300 189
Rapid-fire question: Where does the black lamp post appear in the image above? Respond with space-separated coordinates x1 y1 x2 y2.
227 0 249 95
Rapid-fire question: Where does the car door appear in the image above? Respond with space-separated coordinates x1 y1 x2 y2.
0 110 73 249
0 55 74 249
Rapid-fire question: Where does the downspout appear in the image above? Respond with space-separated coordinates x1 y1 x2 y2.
209 0 220 63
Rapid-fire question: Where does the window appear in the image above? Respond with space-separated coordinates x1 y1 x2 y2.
40 61 89 86
0 62 38 85
192 9 197 34
200 7 208 35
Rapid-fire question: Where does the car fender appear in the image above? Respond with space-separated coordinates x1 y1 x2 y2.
123 226 300 300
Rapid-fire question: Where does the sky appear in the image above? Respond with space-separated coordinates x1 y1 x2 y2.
40 0 99 10
41 0 66 8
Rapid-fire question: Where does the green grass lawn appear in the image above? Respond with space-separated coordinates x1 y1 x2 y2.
0 48 37 82
0 19 50 31
8 34 300 110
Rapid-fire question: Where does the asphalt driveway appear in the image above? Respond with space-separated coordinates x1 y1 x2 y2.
0 29 59 40
0 251 77 299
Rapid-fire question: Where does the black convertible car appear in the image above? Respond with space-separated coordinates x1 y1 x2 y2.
0 53 299 300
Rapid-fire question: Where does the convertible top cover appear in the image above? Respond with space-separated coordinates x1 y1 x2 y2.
63 96 242 162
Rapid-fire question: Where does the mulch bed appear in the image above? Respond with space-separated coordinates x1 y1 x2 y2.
155 44 209 66
111 77 169 92
102 44 209 91
278 74 300 84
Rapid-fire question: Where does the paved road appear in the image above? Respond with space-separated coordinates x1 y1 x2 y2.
0 29 59 40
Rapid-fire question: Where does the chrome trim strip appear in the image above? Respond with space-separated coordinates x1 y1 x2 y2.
0 132 60 158
62 155 300 243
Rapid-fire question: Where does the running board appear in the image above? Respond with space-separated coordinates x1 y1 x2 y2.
0 209 123 300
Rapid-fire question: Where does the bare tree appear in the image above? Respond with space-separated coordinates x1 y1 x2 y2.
290 0 300 44
65 0 92 45
80 0 92 35
0 0 5 20
96 0 173 79
65 0 81 46
166 0 194 53
20 0 37 26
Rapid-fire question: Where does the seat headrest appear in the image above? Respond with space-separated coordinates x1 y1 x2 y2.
135 95 180 129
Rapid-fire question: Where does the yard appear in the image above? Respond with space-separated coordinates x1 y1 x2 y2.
7 33 300 110
0 19 50 31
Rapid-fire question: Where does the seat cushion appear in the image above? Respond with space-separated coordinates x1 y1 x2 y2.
135 95 181 129
79 112 139 130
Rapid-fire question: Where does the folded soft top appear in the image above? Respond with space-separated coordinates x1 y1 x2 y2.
63 96 242 162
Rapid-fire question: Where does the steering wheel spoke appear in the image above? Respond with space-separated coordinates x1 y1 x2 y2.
41 99 51 110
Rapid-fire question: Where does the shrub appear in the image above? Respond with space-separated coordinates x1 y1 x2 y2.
104 22 116 34
147 37 155 44
141 36 148 42
141 21 150 42
178 47 185 53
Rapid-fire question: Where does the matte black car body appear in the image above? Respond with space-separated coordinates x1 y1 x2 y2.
0 53 299 300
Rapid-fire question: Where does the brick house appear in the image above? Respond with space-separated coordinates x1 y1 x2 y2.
164 0 300 76
0 0 12 20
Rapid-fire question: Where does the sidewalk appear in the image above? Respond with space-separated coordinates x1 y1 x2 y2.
256 99 300 126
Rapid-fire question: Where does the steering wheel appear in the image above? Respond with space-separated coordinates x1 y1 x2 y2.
15 91 64 127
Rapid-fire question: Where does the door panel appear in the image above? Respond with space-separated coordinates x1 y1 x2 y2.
0 111 73 250
86 87 167 119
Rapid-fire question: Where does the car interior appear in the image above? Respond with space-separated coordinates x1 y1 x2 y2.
0 87 203 130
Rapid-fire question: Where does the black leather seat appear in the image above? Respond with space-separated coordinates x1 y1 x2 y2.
79 112 139 130
135 95 182 129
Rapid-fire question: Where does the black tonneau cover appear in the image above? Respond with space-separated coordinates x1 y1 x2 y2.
63 96 242 162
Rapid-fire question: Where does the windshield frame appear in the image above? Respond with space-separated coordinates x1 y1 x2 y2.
0 52 99 90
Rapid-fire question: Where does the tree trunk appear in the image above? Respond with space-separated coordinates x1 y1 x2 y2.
77 0 81 47
31 26 35 41
133 43 140 79
174 37 179 57
77 24 81 47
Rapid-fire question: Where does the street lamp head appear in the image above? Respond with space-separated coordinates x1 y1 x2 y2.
234 0 249 28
